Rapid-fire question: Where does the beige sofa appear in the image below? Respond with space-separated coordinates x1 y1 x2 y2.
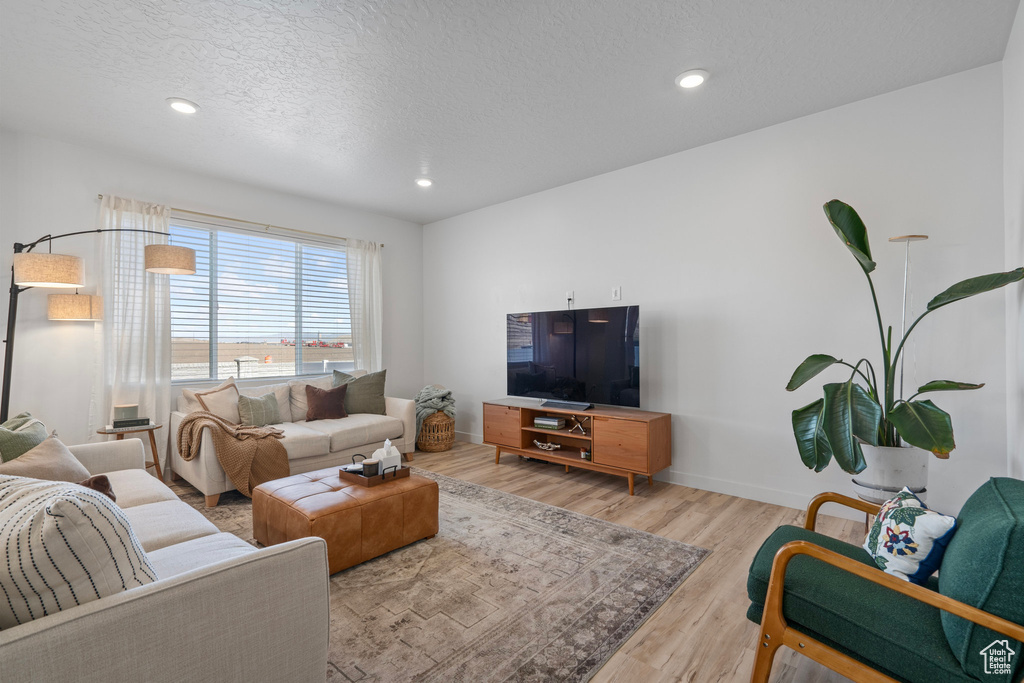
0 439 329 683
169 373 416 506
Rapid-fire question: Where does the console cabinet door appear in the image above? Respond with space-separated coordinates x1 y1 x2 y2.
484 404 522 447
592 417 649 472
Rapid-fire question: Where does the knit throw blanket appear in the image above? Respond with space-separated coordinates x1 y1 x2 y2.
176 411 289 497
415 385 456 439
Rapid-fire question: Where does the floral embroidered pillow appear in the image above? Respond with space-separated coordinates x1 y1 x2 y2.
863 487 957 585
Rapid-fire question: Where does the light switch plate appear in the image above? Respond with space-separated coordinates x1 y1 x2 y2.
612 286 622 301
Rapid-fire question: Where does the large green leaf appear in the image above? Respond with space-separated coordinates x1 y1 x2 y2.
821 382 872 474
850 383 882 446
926 268 1024 311
786 354 840 391
792 398 833 472
823 200 876 274
916 380 984 394
888 399 955 457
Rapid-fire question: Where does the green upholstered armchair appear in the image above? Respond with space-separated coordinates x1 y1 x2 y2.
746 478 1024 682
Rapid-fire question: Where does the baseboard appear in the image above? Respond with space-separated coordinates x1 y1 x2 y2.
453 433 862 521
657 469 863 521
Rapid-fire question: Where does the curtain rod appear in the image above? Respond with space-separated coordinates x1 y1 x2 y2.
96 194 382 247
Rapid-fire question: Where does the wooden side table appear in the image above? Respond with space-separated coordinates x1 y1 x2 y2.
96 424 163 479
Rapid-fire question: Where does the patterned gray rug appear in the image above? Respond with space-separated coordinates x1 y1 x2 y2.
178 469 710 682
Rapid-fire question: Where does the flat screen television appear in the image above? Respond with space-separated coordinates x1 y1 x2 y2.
506 305 640 407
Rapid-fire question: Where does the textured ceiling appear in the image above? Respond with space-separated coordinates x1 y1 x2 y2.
0 1 1019 224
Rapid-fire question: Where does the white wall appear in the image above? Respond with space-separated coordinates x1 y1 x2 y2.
423 64 1007 515
0 130 424 447
1005 3 1024 479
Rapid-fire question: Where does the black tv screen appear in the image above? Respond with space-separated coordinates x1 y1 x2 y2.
506 305 640 407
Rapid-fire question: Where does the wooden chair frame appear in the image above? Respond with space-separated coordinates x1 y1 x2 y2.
751 492 1024 683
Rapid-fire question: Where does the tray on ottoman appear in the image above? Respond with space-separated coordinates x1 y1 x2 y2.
252 467 439 575
338 466 411 487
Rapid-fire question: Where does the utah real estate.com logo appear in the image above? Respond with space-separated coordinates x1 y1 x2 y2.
980 639 1016 676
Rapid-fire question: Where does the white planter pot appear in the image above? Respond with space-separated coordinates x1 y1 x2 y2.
851 444 929 505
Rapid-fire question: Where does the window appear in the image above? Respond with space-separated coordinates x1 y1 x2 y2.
169 217 354 381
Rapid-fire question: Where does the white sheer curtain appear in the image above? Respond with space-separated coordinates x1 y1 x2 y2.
88 196 172 475
347 239 383 372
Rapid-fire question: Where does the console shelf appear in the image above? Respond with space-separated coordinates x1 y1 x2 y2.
483 397 672 495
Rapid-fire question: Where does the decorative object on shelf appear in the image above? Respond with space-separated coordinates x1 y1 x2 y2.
113 404 139 421
569 414 591 435
580 448 591 461
533 440 561 451
2 218 197 422
533 416 565 430
786 199 1024 488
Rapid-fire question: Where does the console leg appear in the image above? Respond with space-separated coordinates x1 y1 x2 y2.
628 472 635 496
495 447 501 464
648 475 653 486
565 464 569 473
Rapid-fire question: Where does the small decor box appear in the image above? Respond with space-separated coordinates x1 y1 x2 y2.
534 416 565 430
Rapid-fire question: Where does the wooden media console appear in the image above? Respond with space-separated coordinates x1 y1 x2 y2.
482 397 671 495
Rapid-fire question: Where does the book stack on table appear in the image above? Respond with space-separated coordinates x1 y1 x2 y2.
533 416 566 430
108 417 153 431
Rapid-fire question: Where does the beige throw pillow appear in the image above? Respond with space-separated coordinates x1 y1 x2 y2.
0 435 90 482
185 377 240 424
288 375 333 422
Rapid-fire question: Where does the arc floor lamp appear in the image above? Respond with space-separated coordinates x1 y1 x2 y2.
2 230 196 422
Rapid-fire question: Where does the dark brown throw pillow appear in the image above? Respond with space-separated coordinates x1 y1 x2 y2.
78 474 116 502
305 384 348 421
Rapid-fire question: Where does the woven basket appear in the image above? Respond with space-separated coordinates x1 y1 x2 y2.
418 411 455 452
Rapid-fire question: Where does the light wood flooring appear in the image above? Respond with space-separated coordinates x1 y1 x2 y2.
411 441 863 683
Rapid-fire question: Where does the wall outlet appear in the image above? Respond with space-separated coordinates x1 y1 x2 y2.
612 286 622 301
566 290 574 306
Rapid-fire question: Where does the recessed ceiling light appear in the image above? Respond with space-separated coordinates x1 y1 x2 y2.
415 178 433 188
166 97 199 114
676 69 709 89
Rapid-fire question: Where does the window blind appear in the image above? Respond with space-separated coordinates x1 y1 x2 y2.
169 217 353 381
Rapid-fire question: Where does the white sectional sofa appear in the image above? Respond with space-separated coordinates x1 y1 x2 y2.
169 373 416 506
0 439 329 683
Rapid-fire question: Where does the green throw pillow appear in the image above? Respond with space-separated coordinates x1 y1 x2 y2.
0 412 49 463
238 393 282 427
332 370 387 415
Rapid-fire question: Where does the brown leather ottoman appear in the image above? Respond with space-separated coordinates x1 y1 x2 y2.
252 468 439 574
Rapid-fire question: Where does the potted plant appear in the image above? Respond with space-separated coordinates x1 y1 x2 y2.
786 199 1023 502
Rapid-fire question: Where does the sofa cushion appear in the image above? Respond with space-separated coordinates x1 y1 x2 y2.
288 375 333 422
747 524 971 682
332 369 387 415
0 412 49 462
275 421 331 460
0 475 158 629
103 468 180 508
146 532 257 579
306 384 348 421
0 435 91 482
239 382 292 423
939 477 1024 682
186 377 240 424
239 392 283 427
122 499 220 552
301 414 404 453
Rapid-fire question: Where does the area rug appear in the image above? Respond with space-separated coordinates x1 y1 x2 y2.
178 469 710 682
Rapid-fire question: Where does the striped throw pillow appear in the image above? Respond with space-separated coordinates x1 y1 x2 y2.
0 475 158 629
